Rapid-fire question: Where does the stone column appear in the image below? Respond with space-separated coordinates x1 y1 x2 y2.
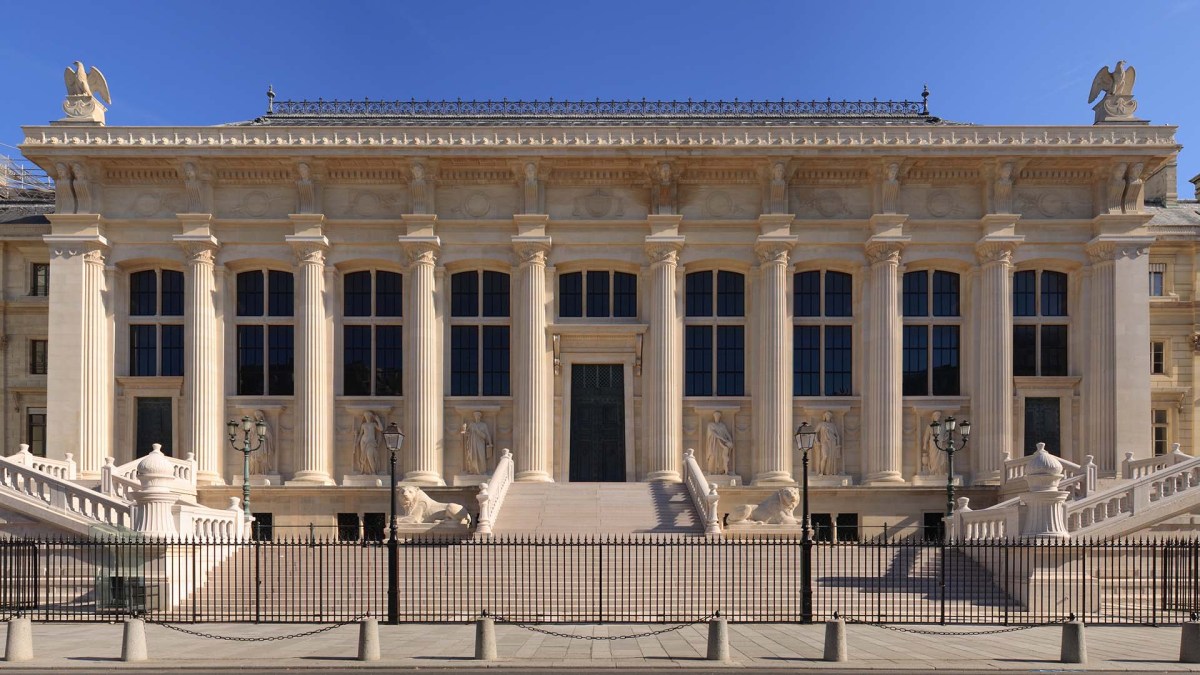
45 217 111 476
512 236 553 482
644 238 685 482
862 240 906 484
175 227 223 485
401 239 445 485
286 239 335 485
752 236 797 486
974 237 1022 483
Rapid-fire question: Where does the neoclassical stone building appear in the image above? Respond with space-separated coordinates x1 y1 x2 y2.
4 75 1198 533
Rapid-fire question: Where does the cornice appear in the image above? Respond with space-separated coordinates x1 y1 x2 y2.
19 125 1179 154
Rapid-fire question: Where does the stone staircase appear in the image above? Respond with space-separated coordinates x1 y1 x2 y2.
490 482 700 535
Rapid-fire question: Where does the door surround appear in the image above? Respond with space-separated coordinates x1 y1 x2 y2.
559 354 636 482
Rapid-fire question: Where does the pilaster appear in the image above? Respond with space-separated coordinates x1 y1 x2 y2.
973 232 1023 483
862 233 909 484
512 214 553 482
400 214 445 485
174 215 223 485
752 234 798 486
644 223 686 482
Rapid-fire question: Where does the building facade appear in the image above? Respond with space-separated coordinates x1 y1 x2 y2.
4 86 1198 532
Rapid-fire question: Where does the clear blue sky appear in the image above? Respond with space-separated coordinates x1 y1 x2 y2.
2 0 1197 195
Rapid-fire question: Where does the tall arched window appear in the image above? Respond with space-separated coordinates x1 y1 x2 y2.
902 270 961 396
450 270 510 396
342 270 403 396
129 269 184 377
685 270 745 397
1013 270 1068 376
236 270 294 396
793 270 852 396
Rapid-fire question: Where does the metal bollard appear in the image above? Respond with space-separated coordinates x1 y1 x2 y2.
475 611 497 661
358 618 380 662
1060 615 1086 664
706 612 729 662
823 614 847 662
121 618 148 662
1181 621 1200 663
4 616 33 662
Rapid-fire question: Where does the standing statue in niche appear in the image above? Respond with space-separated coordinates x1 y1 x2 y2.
921 411 948 476
813 411 843 476
460 411 493 475
354 412 383 475
522 161 541 214
881 162 900 214
769 161 788 213
410 163 430 214
247 410 274 475
183 162 204 213
296 162 316 213
994 162 1014 214
704 411 734 475
651 162 677 215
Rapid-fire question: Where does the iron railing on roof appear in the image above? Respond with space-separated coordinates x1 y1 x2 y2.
0 155 54 198
267 97 929 119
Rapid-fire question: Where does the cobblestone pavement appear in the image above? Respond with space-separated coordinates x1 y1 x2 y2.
2 620 1196 670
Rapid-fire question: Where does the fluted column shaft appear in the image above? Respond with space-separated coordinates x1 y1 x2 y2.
80 248 109 475
403 242 444 485
644 241 684 482
752 239 796 485
974 241 1018 481
1087 249 1117 472
289 245 335 484
512 239 553 482
863 242 905 483
181 242 222 484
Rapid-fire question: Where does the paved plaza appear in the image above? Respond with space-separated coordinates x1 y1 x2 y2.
2 619 1197 670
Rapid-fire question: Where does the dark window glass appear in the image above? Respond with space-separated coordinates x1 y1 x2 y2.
30 340 47 375
685 326 713 396
1041 271 1068 317
1150 271 1165 297
160 325 183 376
251 512 273 541
716 271 744 317
903 271 928 317
375 271 402 317
686 271 713 317
613 272 637 318
267 326 294 395
375 325 402 396
267 271 294 317
482 326 510 396
825 272 852 317
1040 325 1068 376
363 513 386 541
586 270 610 317
482 271 509 317
451 272 479 317
160 270 184 316
237 271 264 317
1013 271 1036 317
835 513 859 543
236 325 264 395
715 325 744 396
811 513 834 542
793 326 820 396
902 325 928 396
795 271 820 317
30 263 50 297
931 325 960 395
130 325 157 376
932 271 959 317
343 271 372 317
337 513 360 542
825 326 852 396
130 271 157 316
343 325 371 396
26 412 47 457
450 326 479 396
559 272 583 317
1013 325 1037 376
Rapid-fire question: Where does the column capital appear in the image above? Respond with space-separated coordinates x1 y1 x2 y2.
645 236 685 265
864 236 909 266
512 236 552 266
174 233 221 264
285 234 330 265
754 235 797 265
1085 235 1155 264
975 236 1023 266
401 236 441 267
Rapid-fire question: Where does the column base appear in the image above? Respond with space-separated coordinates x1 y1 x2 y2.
197 472 226 487
401 471 445 486
862 471 906 486
645 470 682 483
971 470 1003 486
751 471 796 487
285 471 336 486
514 470 553 483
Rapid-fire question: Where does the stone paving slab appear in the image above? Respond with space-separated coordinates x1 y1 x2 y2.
1 620 1197 670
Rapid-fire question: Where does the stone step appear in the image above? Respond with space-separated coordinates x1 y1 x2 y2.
492 482 700 535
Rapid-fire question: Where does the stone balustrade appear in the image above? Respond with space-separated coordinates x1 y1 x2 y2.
1067 451 1200 534
1122 444 1189 480
0 452 132 530
5 444 77 481
101 451 197 494
177 498 250 541
683 449 721 537
475 449 514 538
1002 450 1096 499
949 496 1021 540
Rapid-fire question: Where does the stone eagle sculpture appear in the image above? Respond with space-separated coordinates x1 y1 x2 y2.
60 61 111 124
1088 61 1138 123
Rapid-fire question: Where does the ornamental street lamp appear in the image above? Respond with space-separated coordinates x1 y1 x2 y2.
795 421 818 624
381 422 404 625
226 416 267 522
929 416 972 520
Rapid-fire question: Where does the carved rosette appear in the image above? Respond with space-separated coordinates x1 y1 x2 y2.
975 241 1017 267
864 241 903 266
403 242 439 268
645 241 683 266
513 241 550 268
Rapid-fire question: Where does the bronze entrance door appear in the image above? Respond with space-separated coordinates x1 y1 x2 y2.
1024 397 1061 456
569 364 625 482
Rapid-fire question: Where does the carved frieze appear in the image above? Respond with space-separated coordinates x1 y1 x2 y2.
1013 187 1092 219
104 187 186 218
323 187 406 219
791 187 869 219
549 187 642 220
901 186 980 219
438 186 515 220
214 187 289 219
681 186 755 220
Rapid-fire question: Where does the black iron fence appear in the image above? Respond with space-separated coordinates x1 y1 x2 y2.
1 536 1197 625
